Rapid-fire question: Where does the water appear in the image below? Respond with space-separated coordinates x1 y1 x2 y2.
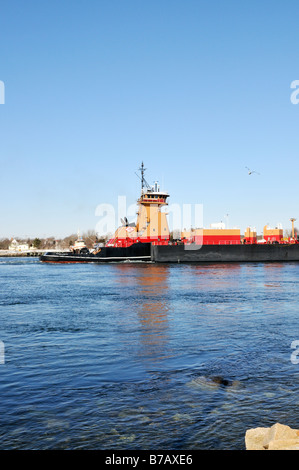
1 257 299 450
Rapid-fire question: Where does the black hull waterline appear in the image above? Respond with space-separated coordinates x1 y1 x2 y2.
152 243 299 263
39 243 152 263
39 242 299 263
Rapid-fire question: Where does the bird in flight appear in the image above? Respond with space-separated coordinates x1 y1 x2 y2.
246 166 260 175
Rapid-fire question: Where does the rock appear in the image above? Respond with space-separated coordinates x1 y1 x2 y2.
210 376 231 386
263 423 298 449
245 423 299 450
267 439 299 450
186 375 235 391
245 427 269 450
186 376 220 390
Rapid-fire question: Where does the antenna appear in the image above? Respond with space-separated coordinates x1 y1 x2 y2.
225 213 229 229
140 161 145 191
135 162 151 191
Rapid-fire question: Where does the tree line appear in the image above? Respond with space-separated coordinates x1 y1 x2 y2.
0 230 108 250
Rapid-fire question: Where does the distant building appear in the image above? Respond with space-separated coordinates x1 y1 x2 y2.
8 239 29 252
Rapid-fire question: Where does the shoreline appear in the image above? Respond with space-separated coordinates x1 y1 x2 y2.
0 249 68 257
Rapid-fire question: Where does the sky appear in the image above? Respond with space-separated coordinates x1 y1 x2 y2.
1 0 299 239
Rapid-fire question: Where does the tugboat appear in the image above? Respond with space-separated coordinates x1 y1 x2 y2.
70 231 89 254
39 163 166 263
40 163 299 264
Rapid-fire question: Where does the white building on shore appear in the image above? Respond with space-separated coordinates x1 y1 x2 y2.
8 239 29 252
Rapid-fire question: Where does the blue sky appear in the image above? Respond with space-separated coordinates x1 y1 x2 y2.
1 0 299 238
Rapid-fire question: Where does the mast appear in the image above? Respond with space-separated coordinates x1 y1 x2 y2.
137 162 150 193
139 161 145 192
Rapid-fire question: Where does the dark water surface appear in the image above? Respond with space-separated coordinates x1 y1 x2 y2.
1 257 299 449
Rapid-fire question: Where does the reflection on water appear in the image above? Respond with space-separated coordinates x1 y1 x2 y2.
115 264 171 364
1 259 299 449
136 265 171 364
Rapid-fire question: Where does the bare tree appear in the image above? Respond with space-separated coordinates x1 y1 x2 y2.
0 238 10 250
284 228 299 238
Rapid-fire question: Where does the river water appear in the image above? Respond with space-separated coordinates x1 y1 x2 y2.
1 257 299 450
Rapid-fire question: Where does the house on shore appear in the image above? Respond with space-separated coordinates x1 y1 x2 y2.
8 239 29 252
